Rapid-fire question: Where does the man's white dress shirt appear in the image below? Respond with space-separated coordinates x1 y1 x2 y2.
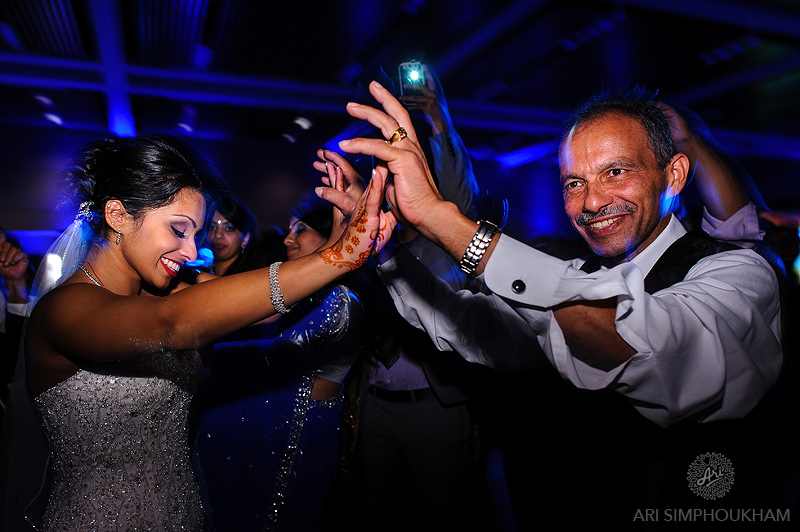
378 211 782 428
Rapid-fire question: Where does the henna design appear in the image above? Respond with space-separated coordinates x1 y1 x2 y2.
320 201 373 271
371 216 391 249
320 242 354 270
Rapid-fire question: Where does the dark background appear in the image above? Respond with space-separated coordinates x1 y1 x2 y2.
1 0 798 255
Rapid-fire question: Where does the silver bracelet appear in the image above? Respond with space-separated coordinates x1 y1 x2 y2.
459 220 499 277
268 262 290 315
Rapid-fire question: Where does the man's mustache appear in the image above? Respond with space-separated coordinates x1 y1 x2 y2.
575 203 636 226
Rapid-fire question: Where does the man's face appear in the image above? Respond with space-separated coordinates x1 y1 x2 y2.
559 112 677 264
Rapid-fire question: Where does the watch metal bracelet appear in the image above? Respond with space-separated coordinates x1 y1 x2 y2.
459 220 499 276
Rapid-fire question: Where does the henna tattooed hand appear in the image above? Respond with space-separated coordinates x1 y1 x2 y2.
319 167 396 271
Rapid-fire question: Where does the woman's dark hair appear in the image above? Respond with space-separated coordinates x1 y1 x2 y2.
66 134 228 243
289 200 333 239
214 194 257 238
239 226 289 274
561 86 676 170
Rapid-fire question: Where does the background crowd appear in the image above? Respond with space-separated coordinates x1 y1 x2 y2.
0 64 798 532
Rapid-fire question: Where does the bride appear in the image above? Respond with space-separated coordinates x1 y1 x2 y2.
0 134 393 531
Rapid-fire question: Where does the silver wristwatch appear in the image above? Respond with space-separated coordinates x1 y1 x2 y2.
459 220 499 277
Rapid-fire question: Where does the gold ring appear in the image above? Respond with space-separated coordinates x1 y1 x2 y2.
386 127 407 145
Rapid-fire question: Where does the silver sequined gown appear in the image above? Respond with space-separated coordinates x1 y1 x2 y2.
33 350 205 531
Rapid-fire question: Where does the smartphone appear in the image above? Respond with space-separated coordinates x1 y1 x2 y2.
398 61 435 99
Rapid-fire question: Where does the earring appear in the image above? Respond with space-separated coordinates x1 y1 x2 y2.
116 228 122 245
241 242 247 252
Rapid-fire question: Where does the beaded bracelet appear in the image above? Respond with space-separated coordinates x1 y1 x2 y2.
268 262 290 314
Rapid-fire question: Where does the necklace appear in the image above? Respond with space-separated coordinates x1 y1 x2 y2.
79 264 104 287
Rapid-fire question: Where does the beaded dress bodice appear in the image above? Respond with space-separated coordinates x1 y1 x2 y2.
33 349 204 531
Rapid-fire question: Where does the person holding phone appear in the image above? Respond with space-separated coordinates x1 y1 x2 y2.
321 64 496 532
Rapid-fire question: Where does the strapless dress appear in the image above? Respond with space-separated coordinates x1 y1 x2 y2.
34 349 205 531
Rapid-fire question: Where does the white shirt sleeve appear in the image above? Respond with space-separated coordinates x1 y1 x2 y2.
701 202 764 249
377 245 547 372
484 233 783 427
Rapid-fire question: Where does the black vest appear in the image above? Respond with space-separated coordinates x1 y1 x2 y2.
579 228 739 290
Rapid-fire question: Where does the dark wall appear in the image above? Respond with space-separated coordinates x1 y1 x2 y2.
0 126 324 234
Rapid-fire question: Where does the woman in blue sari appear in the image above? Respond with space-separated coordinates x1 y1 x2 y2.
196 198 366 532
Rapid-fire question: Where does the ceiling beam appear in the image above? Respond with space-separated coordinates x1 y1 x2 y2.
613 0 800 40
432 0 553 79
0 51 565 134
714 129 800 162
87 0 135 136
0 48 797 157
671 50 800 105
493 128 800 167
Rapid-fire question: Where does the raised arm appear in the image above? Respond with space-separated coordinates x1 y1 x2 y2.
333 81 637 370
658 100 765 219
0 234 31 306
401 67 480 219
26 172 394 393
334 81 489 270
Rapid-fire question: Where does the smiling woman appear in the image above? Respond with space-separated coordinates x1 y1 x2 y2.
284 201 331 261
0 134 394 532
